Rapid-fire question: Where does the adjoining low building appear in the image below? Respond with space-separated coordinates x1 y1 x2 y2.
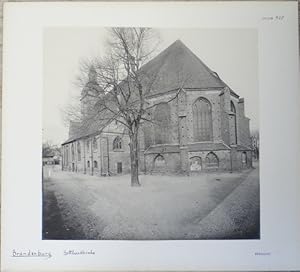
43 154 61 166
61 40 253 176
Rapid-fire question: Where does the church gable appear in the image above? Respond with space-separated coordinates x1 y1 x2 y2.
139 40 227 95
62 39 253 175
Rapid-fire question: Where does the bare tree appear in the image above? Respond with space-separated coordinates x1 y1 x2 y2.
43 141 61 157
67 28 186 186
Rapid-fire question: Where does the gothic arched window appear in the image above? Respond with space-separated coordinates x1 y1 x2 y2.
154 103 171 144
113 136 122 150
205 152 219 168
230 101 237 144
193 98 213 142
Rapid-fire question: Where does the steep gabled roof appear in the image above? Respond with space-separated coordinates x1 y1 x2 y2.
139 39 228 95
62 104 116 145
68 121 81 139
62 40 238 145
62 117 106 145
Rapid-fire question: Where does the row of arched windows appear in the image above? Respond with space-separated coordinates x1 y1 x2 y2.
188 152 220 170
87 160 98 168
189 154 219 171
188 151 247 171
149 97 238 144
70 136 122 165
153 151 221 171
153 151 247 172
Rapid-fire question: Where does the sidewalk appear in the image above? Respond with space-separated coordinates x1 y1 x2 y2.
193 167 260 239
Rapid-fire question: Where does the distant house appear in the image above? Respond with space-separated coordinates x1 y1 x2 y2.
42 148 61 166
43 155 55 165
61 40 253 176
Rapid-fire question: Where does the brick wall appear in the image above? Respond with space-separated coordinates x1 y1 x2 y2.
237 98 251 147
188 150 231 171
220 90 230 145
62 87 253 175
62 132 131 176
144 152 181 174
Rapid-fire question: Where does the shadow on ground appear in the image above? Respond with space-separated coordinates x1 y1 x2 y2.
43 178 90 240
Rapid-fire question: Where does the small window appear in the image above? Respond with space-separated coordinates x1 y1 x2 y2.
94 160 98 168
87 161 90 168
113 136 122 150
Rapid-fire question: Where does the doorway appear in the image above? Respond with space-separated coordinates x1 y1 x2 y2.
117 162 122 174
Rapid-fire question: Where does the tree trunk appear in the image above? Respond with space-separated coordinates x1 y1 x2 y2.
129 131 140 187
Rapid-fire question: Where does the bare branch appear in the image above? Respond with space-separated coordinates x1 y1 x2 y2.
62 28 186 186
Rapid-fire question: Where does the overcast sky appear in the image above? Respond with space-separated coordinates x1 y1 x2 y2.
43 28 259 145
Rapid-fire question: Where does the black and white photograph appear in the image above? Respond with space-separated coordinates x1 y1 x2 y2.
42 27 260 240
3 2 300 271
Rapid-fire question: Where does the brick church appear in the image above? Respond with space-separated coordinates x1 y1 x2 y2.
61 40 253 175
